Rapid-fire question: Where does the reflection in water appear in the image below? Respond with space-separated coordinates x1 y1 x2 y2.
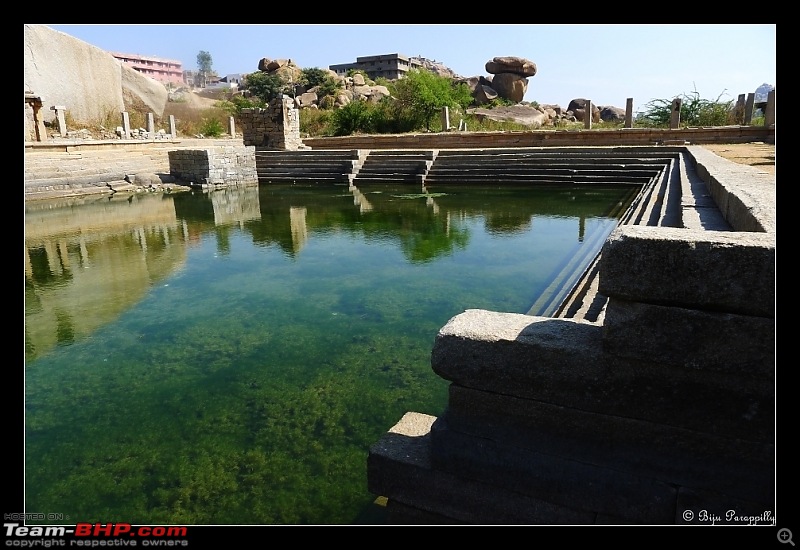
289 207 308 254
24 188 265 362
209 185 262 226
24 182 638 525
25 194 188 362
349 184 374 213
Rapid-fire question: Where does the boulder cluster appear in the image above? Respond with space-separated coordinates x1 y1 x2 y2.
255 57 391 110
457 56 537 105
248 55 627 128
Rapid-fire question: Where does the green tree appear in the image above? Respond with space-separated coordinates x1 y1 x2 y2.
300 67 330 89
197 51 213 72
243 72 285 103
390 69 473 131
197 51 213 87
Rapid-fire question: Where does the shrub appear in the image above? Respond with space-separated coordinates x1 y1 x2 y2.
299 108 332 137
216 94 264 117
300 67 330 89
243 72 285 103
315 76 342 102
329 100 373 136
637 86 734 128
199 117 224 137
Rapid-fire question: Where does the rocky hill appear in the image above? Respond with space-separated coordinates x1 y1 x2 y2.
24 24 168 126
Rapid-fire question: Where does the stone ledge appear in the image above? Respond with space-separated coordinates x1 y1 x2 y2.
602 300 774 374
430 310 773 440
367 412 598 524
442 385 773 503
687 146 775 233
598 226 774 317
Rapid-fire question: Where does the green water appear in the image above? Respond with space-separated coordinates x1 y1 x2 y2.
24 182 637 525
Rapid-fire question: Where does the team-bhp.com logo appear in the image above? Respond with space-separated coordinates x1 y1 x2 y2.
5 522 188 546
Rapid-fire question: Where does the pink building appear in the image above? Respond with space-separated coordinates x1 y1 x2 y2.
110 52 184 85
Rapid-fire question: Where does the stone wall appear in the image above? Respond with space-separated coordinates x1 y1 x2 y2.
168 145 258 187
24 138 238 200
240 97 306 150
304 125 774 150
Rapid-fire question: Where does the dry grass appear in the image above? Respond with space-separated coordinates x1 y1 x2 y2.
162 101 230 136
701 142 775 175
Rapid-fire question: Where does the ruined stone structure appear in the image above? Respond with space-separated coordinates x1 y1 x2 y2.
24 93 47 143
168 145 258 188
240 97 306 150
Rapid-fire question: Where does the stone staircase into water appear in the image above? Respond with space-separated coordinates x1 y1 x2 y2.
423 148 668 185
350 150 435 185
254 148 365 184
542 147 733 323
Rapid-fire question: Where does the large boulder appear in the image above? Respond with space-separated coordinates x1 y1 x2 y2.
455 76 482 95
467 104 548 127
599 105 626 122
120 63 171 116
485 56 537 77
352 84 391 103
297 91 318 107
264 58 293 72
490 73 529 104
567 98 601 122
24 24 168 125
473 84 499 105
334 91 353 108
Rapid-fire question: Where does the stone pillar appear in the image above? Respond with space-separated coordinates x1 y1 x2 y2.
229 116 236 137
169 115 177 137
735 94 746 124
50 105 67 137
441 106 450 131
764 89 775 127
670 98 682 129
584 100 592 129
25 95 47 142
147 113 155 136
744 93 755 125
625 98 634 129
121 111 131 139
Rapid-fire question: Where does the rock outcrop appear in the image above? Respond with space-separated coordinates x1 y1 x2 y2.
485 56 535 101
24 24 168 125
466 100 628 129
485 56 537 77
255 56 391 109
410 56 461 79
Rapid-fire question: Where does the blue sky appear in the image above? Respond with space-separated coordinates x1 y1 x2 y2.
43 24 775 111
